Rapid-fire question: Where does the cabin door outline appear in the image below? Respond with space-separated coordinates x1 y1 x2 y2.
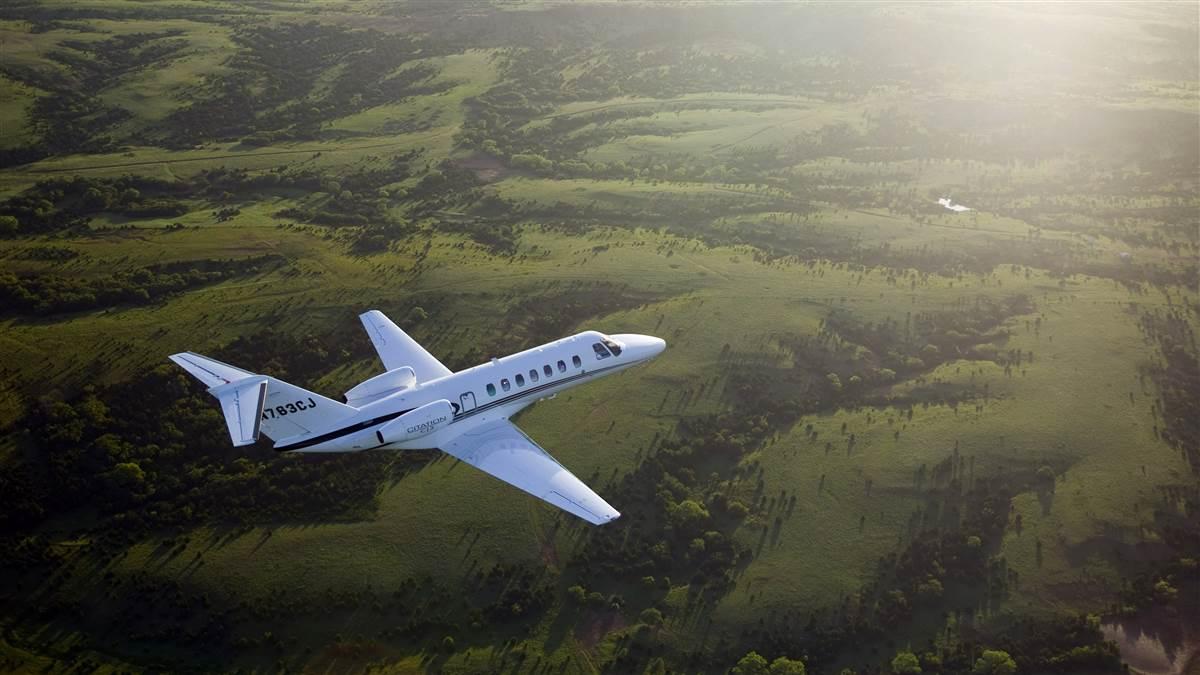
459 392 477 413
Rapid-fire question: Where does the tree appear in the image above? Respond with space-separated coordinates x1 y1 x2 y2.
83 187 109 209
732 651 769 675
0 215 17 234
769 656 806 674
916 577 944 602
108 462 146 488
639 607 663 626
511 153 553 172
668 499 710 533
1153 579 1178 603
891 651 921 674
972 650 1016 675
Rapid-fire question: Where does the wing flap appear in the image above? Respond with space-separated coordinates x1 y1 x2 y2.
441 420 620 525
359 310 452 382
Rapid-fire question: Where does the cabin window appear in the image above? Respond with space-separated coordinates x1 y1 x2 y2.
501 378 511 392
516 373 525 387
486 383 496 396
592 342 612 360
572 355 582 368
529 369 539 383
557 360 567 373
544 364 553 377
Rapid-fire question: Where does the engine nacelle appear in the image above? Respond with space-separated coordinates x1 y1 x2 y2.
345 366 417 406
376 399 454 445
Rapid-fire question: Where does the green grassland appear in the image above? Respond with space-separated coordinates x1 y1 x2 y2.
0 1 1197 673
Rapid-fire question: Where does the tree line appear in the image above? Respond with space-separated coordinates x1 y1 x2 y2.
0 255 283 316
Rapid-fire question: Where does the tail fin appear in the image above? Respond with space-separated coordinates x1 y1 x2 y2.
169 352 357 444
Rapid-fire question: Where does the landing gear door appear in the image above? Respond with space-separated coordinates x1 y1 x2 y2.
459 392 477 413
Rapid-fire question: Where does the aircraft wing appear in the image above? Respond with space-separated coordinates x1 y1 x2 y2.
440 420 621 525
359 310 452 382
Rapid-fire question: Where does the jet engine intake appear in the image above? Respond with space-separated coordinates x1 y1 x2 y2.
345 366 417 406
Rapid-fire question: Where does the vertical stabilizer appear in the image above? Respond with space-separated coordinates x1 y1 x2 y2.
208 377 268 446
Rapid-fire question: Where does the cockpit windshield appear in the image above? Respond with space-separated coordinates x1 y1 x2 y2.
592 337 625 360
602 338 623 356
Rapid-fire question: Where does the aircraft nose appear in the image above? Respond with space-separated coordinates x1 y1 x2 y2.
612 334 666 361
645 336 666 357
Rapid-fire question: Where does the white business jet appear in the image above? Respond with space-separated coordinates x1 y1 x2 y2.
937 196 972 212
169 311 666 525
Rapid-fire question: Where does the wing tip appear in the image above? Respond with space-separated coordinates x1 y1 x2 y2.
597 509 621 525
581 508 621 526
545 490 621 526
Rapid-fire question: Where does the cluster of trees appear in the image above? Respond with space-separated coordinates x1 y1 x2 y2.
819 294 1035 384
566 436 745 609
870 470 1016 628
0 255 282 316
1138 307 1200 474
473 188 808 241
0 157 423 240
0 325 407 538
9 244 80 261
1116 520 1198 664
163 22 452 147
0 30 189 165
717 473 1124 674
0 175 190 235
265 153 452 250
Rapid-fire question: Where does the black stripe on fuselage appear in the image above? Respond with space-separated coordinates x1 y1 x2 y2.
273 361 627 452
273 408 412 452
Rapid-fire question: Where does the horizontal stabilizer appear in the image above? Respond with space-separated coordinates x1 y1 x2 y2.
169 351 254 388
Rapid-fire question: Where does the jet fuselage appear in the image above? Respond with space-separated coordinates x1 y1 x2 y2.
272 330 665 453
